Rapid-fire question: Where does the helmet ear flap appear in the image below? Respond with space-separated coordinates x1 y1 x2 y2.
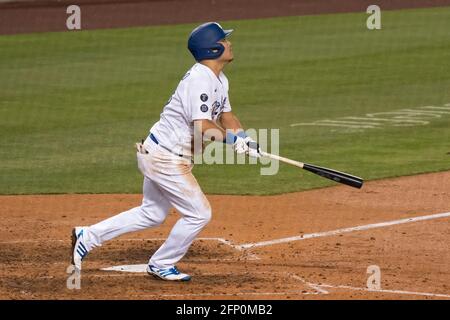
208 42 225 59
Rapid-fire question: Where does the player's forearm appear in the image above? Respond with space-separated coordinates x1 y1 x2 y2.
195 119 227 141
219 112 244 132
195 119 248 145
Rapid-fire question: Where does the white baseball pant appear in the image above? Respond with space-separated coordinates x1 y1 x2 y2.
81 139 211 269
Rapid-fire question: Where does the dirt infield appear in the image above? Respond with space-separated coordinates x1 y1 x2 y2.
2 0 450 35
1 171 449 299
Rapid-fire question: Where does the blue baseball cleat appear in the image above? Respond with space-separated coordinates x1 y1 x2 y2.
71 227 89 271
147 265 191 281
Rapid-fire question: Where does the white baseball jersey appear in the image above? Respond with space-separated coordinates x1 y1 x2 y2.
146 63 232 156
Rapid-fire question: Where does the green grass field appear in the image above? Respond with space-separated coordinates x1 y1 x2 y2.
1 7 449 195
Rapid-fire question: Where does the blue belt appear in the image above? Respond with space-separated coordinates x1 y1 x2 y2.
149 133 184 158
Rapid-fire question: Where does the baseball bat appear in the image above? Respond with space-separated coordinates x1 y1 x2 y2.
260 151 364 189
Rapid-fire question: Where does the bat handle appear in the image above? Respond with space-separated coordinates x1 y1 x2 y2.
260 151 305 169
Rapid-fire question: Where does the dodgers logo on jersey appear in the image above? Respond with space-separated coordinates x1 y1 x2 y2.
211 101 223 119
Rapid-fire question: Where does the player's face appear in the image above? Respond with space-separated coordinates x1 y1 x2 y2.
219 38 233 62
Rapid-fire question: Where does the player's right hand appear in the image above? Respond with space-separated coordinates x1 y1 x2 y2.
136 141 149 154
232 136 248 154
244 137 261 158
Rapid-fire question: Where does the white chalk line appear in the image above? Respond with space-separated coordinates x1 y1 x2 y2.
289 274 329 295
289 104 450 129
289 274 450 298
316 283 450 299
292 122 380 129
238 211 450 250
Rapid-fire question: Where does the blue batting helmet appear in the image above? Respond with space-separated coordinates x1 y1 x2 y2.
187 22 233 61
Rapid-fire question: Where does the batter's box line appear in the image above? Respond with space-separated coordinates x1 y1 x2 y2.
237 211 450 250
289 274 450 299
289 274 329 295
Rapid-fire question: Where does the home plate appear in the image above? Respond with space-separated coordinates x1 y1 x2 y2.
101 264 148 273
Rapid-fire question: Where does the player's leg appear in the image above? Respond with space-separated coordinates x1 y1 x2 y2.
84 176 171 249
71 176 171 269
148 170 211 270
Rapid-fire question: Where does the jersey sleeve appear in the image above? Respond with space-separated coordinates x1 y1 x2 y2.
188 79 214 121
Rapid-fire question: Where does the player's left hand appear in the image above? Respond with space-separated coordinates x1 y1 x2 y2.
244 137 261 158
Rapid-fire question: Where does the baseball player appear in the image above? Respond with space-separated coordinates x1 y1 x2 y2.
71 22 261 281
